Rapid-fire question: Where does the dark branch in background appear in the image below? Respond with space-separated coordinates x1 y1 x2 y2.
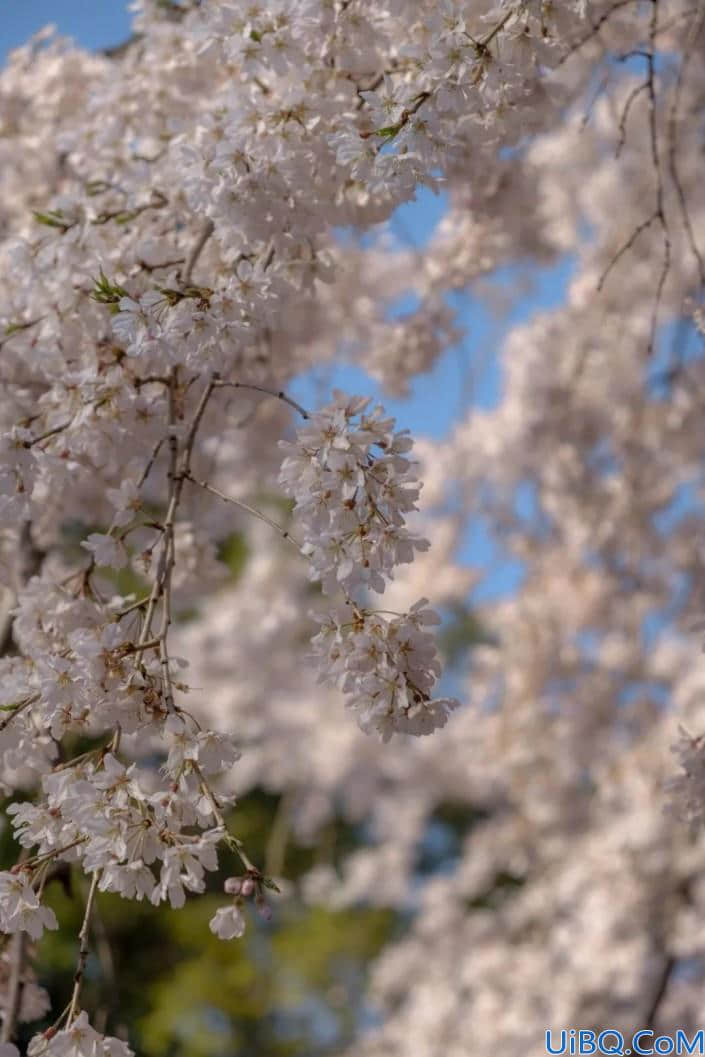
643 955 676 1030
597 211 660 292
644 0 672 357
182 219 215 286
638 877 693 1036
558 0 640 66
101 36 142 59
616 81 649 156
667 0 705 288
598 0 672 357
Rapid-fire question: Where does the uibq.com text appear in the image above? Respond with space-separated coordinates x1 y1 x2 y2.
546 1030 705 1055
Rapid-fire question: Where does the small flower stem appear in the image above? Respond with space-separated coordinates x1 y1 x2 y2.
0 694 39 734
182 218 214 286
185 475 302 549
213 379 310 420
67 871 101 1025
191 762 258 873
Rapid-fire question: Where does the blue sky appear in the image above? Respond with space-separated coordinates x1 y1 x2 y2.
0 1 131 61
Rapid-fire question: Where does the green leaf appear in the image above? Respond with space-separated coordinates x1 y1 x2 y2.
90 271 129 305
32 210 71 231
374 123 402 139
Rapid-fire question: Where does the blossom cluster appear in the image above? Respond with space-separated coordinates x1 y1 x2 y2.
0 0 483 1027
24 1011 132 1057
310 599 459 741
279 394 459 736
7 749 228 909
278 392 429 595
666 728 705 826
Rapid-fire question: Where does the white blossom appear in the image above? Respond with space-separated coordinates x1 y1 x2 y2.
0 873 59 940
209 903 246 940
311 599 460 740
80 534 128 570
279 392 429 595
27 1012 133 1057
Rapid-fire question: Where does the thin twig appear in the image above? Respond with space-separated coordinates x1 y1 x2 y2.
213 379 310 420
666 0 705 287
28 420 73 447
597 211 658 291
182 218 215 286
116 595 151 618
644 954 676 1030
67 872 101 1025
557 0 640 66
616 80 648 156
480 7 513 48
158 377 179 712
185 475 301 549
133 373 218 707
0 695 39 735
137 436 165 488
191 762 257 874
644 0 671 356
0 318 43 352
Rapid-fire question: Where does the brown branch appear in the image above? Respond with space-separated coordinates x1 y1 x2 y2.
616 80 649 156
182 219 215 286
597 210 658 292
213 379 310 419
644 954 676 1030
0 695 39 735
558 0 641 66
67 873 100 1025
597 1 672 357
136 256 186 274
91 190 167 227
185 474 301 549
667 0 705 287
133 372 218 718
101 34 142 59
158 376 179 713
0 318 43 352
644 0 671 356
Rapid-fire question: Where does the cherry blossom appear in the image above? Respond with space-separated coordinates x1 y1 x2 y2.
279 392 430 595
